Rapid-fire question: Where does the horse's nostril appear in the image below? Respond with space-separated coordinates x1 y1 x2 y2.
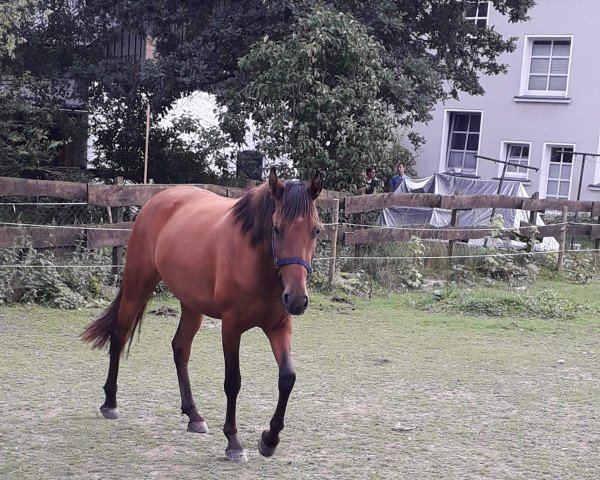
283 293 290 305
302 296 308 309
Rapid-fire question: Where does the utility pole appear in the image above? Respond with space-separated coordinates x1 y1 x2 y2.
143 100 150 184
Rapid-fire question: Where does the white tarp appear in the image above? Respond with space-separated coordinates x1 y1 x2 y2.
380 173 559 251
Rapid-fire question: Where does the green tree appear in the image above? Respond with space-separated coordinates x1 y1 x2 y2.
82 0 533 186
2 0 535 182
0 0 33 58
0 1 104 178
91 101 233 185
0 82 65 177
80 0 534 123
223 7 399 191
86 57 235 184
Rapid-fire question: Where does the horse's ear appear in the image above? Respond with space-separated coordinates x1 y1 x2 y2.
268 167 284 200
309 170 323 200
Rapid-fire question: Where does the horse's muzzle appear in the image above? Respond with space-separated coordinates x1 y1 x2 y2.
282 292 309 315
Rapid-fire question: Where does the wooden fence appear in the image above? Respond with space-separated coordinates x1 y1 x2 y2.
343 192 600 245
2 176 600 276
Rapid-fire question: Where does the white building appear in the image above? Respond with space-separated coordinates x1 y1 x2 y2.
412 0 600 201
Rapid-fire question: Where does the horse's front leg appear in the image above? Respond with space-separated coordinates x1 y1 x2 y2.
259 318 296 457
221 322 247 462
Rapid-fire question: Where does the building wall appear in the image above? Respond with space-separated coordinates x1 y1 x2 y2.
413 0 600 201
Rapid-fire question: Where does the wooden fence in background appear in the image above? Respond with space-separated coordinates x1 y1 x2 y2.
2 176 600 276
342 192 600 245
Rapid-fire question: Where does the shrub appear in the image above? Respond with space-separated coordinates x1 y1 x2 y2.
471 246 539 286
0 239 114 308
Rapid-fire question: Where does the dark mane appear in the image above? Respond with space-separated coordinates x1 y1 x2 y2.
231 180 318 247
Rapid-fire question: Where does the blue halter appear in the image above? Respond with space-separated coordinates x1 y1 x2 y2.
271 225 312 275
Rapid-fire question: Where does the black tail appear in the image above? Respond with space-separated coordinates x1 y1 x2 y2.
126 301 148 357
81 288 123 349
82 287 150 355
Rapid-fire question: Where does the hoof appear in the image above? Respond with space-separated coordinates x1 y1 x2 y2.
225 449 248 462
100 406 119 419
188 420 209 434
258 431 277 457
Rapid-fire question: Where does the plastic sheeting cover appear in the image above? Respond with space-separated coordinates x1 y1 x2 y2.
380 173 559 251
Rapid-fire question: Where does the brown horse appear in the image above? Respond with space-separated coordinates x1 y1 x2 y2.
82 168 322 462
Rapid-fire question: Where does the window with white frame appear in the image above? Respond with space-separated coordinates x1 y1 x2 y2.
446 112 481 174
505 143 530 177
464 1 489 27
524 38 572 96
546 146 573 199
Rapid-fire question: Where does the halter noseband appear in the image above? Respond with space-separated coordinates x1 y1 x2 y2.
271 225 312 275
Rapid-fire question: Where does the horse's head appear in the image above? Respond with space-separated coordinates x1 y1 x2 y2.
269 168 322 315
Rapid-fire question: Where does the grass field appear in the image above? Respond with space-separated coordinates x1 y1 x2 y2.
1 280 599 479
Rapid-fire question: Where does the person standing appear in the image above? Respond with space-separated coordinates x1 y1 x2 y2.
388 161 411 192
362 166 380 194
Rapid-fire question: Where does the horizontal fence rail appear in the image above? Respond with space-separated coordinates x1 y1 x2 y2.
0 177 88 200
0 221 341 249
343 223 600 245
344 191 600 215
87 183 243 206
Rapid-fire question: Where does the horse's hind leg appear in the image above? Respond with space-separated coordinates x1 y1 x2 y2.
101 271 159 419
172 304 208 433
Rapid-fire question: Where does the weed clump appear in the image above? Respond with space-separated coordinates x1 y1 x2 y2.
412 287 580 320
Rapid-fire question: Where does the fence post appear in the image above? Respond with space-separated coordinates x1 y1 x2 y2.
526 192 539 253
112 176 124 276
447 208 459 264
596 213 600 252
557 206 568 271
353 212 365 268
328 199 340 286
447 190 462 263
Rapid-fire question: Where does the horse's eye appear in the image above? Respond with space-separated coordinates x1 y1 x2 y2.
273 225 281 235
